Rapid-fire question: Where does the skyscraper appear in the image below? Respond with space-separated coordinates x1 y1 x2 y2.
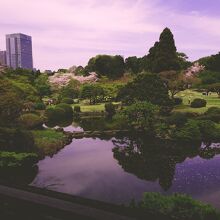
0 50 6 65
6 33 33 70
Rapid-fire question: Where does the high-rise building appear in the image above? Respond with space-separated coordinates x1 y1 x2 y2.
6 33 33 70
0 50 6 66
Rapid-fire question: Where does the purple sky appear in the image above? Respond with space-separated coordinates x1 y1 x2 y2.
0 0 220 71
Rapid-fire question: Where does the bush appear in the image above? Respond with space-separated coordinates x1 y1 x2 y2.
172 120 202 143
0 152 38 168
167 112 188 127
45 107 65 121
0 127 35 152
34 102 46 110
173 97 183 105
56 103 73 118
61 98 74 104
199 107 220 123
74 105 81 113
105 102 116 118
191 98 207 108
159 106 173 116
139 193 219 220
18 113 43 129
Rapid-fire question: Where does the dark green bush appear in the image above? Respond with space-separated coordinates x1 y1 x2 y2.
105 102 116 118
56 103 73 118
45 107 65 121
167 112 188 127
0 128 35 152
34 102 46 110
199 107 220 123
18 113 43 129
159 106 173 116
191 98 207 108
74 105 81 113
61 98 74 104
139 193 219 220
173 97 183 105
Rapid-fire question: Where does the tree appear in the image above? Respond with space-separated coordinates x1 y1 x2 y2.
59 79 80 100
125 56 141 74
159 71 185 99
34 74 51 97
207 83 220 97
177 52 191 70
121 101 159 132
85 55 125 79
81 84 105 104
147 28 180 73
117 72 171 106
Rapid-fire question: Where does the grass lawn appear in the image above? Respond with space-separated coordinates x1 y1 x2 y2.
73 102 120 112
32 129 68 156
174 89 220 114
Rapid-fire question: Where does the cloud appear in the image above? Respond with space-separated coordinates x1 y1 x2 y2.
0 0 219 70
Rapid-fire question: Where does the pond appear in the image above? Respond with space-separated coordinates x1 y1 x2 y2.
31 135 220 209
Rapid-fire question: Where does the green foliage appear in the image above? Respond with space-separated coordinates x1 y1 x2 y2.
198 107 220 123
0 151 38 168
202 52 220 72
81 84 105 104
0 127 35 152
191 98 207 108
105 102 116 118
207 83 220 96
86 55 125 78
34 102 46 110
199 70 220 85
172 120 202 143
120 101 158 132
18 113 43 129
34 74 51 97
61 98 74 104
125 56 141 74
45 107 65 121
139 192 219 220
167 112 188 127
117 72 171 106
32 129 68 156
0 79 23 125
147 28 180 73
56 103 73 118
74 105 81 113
58 79 80 99
173 97 183 105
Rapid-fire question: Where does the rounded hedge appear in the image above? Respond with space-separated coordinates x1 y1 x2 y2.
56 103 73 118
18 113 43 129
45 107 65 121
61 98 74 104
191 98 207 108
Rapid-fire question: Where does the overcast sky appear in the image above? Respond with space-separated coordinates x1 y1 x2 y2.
0 0 219 71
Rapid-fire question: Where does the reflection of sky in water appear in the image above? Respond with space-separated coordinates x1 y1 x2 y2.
31 138 220 208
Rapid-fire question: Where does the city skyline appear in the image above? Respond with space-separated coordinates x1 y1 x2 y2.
0 0 220 71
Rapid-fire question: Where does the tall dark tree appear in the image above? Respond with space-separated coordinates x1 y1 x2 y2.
147 28 180 73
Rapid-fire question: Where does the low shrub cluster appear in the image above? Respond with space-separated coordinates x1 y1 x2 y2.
191 98 207 108
34 102 46 110
61 98 74 104
136 193 219 220
18 113 43 129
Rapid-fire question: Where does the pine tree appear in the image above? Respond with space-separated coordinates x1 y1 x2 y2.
147 28 180 73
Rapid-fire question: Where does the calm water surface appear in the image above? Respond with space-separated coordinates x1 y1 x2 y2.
31 137 220 208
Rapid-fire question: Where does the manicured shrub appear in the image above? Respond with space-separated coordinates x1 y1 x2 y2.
173 97 183 105
139 193 219 220
18 113 43 129
190 98 207 108
45 107 65 121
56 103 73 118
74 105 81 113
105 102 116 118
0 128 35 152
34 102 46 110
61 98 74 104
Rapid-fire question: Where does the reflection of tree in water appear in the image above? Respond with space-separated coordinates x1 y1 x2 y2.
112 135 202 191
